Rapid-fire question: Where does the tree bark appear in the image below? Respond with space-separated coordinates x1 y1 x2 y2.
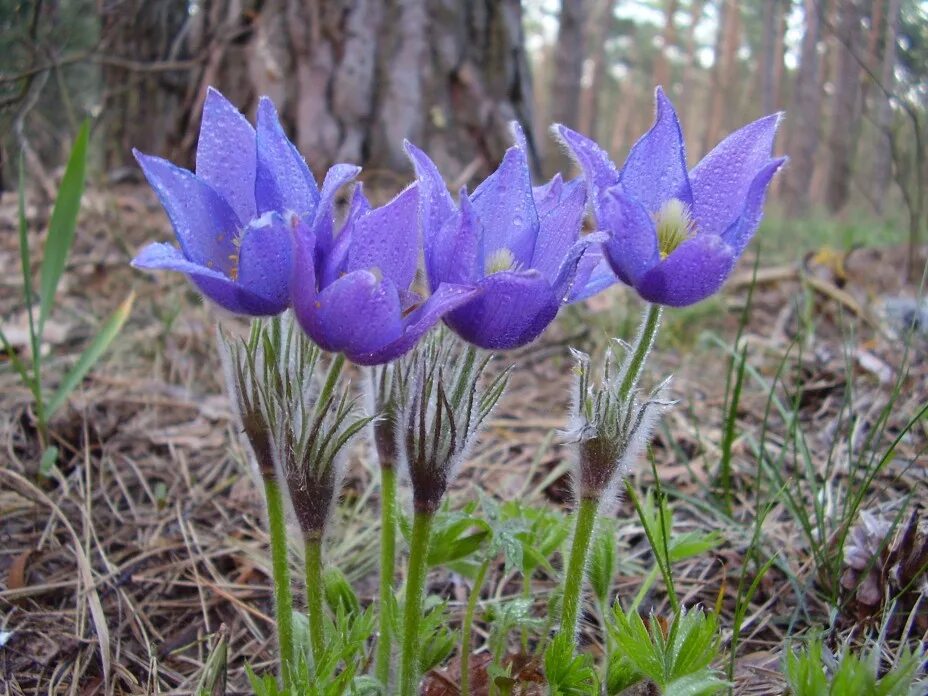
760 0 789 115
578 0 617 141
782 0 825 215
702 0 742 156
677 0 706 129
545 0 588 176
101 0 537 180
825 0 869 213
652 0 680 91
871 0 900 213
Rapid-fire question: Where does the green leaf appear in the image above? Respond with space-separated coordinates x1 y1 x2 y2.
39 120 90 334
663 671 729 696
589 519 617 606
39 446 58 477
17 154 39 374
47 292 133 417
323 566 360 616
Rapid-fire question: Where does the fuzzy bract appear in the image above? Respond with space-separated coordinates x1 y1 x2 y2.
406 123 612 350
557 87 787 307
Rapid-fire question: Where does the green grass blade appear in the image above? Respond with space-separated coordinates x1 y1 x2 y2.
47 292 133 417
17 154 39 374
38 120 90 335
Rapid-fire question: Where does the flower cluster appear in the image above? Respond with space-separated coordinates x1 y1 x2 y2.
133 86 789 693
133 87 785 363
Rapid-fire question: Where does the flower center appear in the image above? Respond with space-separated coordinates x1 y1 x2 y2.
485 247 519 275
655 199 694 259
227 234 243 281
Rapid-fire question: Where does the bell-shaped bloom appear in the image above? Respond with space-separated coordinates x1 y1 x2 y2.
406 123 610 350
291 174 479 366
132 88 319 315
556 87 787 307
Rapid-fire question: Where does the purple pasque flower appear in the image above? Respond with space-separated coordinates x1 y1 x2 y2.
405 123 610 351
556 87 787 307
290 176 479 366
132 88 319 315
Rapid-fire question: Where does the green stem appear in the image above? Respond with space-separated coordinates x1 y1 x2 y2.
399 510 434 696
305 536 326 666
519 573 531 652
263 477 294 689
375 465 399 687
619 303 663 402
561 497 600 640
461 558 491 696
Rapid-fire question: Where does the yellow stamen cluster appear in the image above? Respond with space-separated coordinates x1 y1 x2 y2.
655 199 694 259
485 247 517 275
227 234 243 281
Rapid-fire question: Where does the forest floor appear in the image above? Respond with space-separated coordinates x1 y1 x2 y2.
1 181 926 695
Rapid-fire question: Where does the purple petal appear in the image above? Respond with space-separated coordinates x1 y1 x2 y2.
255 97 319 218
134 151 240 273
405 140 455 247
235 213 294 312
568 251 617 303
291 220 320 326
445 271 559 350
469 145 539 266
346 182 372 224
510 120 530 153
554 124 620 208
301 271 403 354
196 87 256 225
720 157 787 255
635 234 736 307
551 231 608 302
312 163 362 256
531 178 587 283
690 113 783 236
619 87 693 213
132 242 281 315
350 283 480 365
598 187 660 285
346 182 419 289
425 192 482 291
533 173 564 217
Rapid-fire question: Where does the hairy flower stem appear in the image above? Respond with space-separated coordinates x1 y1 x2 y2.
304 536 326 666
399 510 434 695
375 465 398 686
460 557 491 696
561 497 600 641
263 476 294 688
619 303 663 401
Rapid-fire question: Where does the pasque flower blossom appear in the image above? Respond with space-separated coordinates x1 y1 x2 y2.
291 178 479 365
132 88 317 315
406 123 611 350
557 87 786 307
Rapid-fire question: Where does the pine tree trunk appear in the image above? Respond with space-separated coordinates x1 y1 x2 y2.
825 0 869 213
545 0 588 176
782 0 824 215
871 0 900 213
578 0 616 141
102 0 536 180
652 0 679 90
677 0 706 132
702 0 741 156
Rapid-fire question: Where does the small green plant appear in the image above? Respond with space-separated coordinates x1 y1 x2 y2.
0 122 133 475
606 605 727 695
784 639 922 696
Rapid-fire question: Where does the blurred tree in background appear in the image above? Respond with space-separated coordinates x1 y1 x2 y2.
1 0 926 252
